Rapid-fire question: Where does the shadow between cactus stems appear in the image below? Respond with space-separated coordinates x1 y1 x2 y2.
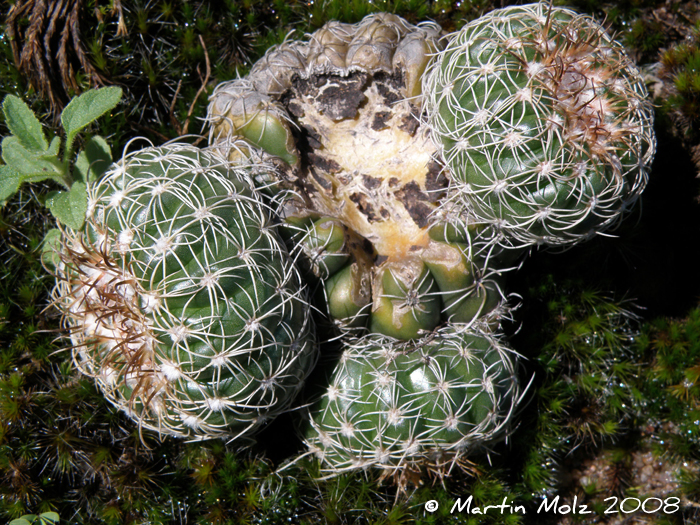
508 120 700 323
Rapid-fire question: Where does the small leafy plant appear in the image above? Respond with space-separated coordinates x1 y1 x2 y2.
0 87 122 233
8 512 59 525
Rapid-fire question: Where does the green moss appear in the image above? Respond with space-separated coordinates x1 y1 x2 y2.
1 1 700 523
635 310 700 459
509 278 645 498
657 21 700 141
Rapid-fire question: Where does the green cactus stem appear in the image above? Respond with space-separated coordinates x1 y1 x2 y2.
52 142 317 442
424 3 656 248
205 84 299 167
208 14 505 340
303 323 523 485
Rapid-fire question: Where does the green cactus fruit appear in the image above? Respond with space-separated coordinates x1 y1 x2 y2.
208 14 505 340
424 3 655 248
304 324 522 484
52 143 317 442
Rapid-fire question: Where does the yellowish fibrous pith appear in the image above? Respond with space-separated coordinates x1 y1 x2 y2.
293 76 440 260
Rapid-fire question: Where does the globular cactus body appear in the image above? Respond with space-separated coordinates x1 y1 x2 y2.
304 325 521 482
424 4 655 247
53 143 317 441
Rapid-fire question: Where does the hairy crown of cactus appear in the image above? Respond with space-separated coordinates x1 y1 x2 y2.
424 3 656 248
52 143 317 442
303 324 522 485
207 14 505 340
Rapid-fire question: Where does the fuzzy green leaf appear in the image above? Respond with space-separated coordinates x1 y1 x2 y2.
1 136 64 182
8 513 60 525
74 135 112 183
36 512 60 525
9 518 34 525
0 164 24 203
61 87 122 148
2 95 48 152
0 159 64 206
42 228 62 269
46 181 88 230
47 136 61 156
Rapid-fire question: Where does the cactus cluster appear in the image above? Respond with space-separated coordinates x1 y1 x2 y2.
202 3 654 482
44 2 654 486
207 13 508 341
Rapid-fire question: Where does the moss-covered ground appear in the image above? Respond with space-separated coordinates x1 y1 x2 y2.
1 1 699 523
